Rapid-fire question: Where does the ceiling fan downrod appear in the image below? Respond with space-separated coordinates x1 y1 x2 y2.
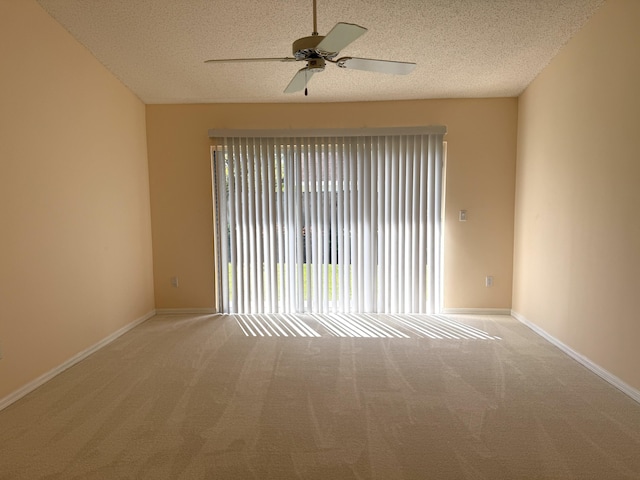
312 0 318 36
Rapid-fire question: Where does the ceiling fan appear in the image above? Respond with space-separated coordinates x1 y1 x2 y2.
204 0 416 95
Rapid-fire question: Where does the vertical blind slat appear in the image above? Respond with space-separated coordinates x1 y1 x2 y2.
216 143 230 312
390 137 400 313
254 138 264 312
376 137 385 313
322 140 330 312
418 135 428 313
329 138 338 312
349 138 358 312
411 135 421 313
294 143 304 311
266 138 278 312
383 138 393 313
434 136 444 313
341 138 350 311
315 139 326 312
426 137 436 314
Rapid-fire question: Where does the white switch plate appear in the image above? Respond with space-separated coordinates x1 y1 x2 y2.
171 276 179 287
485 276 494 287
459 210 467 221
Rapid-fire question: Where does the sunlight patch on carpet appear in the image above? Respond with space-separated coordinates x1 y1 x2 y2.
232 313 500 339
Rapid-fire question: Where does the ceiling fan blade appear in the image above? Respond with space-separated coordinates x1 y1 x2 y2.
204 57 297 64
316 22 367 55
284 67 315 94
337 57 416 75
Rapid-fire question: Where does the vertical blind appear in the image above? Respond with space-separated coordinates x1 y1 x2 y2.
211 128 445 315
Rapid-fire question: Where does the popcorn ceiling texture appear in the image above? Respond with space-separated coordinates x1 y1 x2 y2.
36 0 605 103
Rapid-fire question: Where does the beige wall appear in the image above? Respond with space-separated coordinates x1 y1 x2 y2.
0 0 155 399
146 99 517 311
513 0 640 390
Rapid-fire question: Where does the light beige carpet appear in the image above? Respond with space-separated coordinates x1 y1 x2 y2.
1 313 640 479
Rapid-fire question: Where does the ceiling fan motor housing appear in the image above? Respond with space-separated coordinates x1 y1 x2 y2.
292 35 335 61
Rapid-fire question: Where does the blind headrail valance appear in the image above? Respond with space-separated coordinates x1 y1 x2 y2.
208 126 446 139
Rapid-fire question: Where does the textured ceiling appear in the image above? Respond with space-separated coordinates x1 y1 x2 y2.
35 0 604 104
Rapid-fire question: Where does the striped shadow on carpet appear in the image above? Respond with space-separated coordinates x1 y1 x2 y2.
232 313 501 340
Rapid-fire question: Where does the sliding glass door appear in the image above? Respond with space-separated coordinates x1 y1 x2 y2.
212 129 445 314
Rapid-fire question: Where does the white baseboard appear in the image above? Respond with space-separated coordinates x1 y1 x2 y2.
511 310 640 405
442 308 512 315
155 308 218 315
0 309 156 412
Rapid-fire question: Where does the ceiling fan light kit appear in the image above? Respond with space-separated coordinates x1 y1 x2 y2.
204 0 416 95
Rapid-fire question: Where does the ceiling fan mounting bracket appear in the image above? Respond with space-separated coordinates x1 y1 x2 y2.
336 57 351 68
